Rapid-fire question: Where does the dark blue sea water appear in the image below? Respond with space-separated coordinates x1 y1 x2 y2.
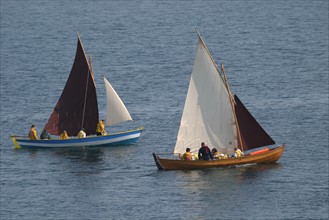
1 0 328 219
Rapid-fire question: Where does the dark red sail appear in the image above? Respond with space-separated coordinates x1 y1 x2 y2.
234 95 275 151
44 36 99 136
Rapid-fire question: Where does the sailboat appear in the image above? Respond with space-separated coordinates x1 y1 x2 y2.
153 31 284 170
11 34 143 149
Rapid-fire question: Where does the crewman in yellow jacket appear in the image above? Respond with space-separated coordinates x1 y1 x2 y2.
234 147 244 158
179 148 198 160
29 124 38 140
77 129 86 138
60 130 69 139
212 148 228 159
96 120 107 136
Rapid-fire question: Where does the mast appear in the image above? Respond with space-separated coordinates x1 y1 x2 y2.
221 64 244 150
81 64 90 131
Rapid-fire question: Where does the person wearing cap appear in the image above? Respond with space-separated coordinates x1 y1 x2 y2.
198 142 213 160
96 119 107 136
60 130 69 139
28 124 38 140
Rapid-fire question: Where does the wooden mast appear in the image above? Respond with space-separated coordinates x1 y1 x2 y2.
221 64 244 151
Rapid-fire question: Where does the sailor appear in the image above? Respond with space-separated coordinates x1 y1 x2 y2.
77 128 86 138
60 130 69 139
234 147 244 158
198 142 213 160
212 148 228 159
40 129 51 139
28 124 38 140
96 119 107 136
179 148 198 160
211 148 221 159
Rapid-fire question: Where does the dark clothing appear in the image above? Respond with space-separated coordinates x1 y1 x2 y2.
40 130 50 139
198 146 213 160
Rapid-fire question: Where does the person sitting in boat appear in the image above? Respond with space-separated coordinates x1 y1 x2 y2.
234 147 244 158
198 142 213 160
60 130 69 139
77 129 86 138
40 129 51 139
28 124 38 140
211 147 228 159
212 148 228 159
179 148 198 160
96 119 107 136
211 148 221 159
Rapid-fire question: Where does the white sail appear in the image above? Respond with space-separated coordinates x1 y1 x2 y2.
104 77 133 126
174 36 238 154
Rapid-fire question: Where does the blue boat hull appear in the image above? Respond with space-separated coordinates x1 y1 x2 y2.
11 127 143 149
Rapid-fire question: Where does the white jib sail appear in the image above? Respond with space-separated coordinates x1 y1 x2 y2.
174 38 238 154
104 77 133 126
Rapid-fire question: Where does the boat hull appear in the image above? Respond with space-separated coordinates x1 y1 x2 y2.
153 145 284 171
11 127 143 149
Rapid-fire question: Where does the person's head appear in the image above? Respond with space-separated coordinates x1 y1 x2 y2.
186 148 191 152
63 130 67 134
234 147 238 151
31 124 35 128
212 148 218 153
201 142 205 147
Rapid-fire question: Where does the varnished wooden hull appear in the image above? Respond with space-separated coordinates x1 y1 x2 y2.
153 145 284 171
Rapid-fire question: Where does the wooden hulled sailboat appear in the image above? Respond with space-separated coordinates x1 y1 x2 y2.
153 32 284 170
11 34 143 149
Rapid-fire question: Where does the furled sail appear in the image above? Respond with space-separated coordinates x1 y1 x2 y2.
104 77 133 126
174 35 238 154
43 35 99 136
234 95 275 151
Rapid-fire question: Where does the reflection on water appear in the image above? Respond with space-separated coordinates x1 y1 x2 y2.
237 163 283 181
16 147 105 163
173 163 283 193
169 163 285 218
53 147 105 163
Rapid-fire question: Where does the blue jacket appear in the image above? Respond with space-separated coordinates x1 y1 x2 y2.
198 146 213 160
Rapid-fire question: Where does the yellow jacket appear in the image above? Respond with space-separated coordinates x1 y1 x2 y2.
29 127 38 140
180 152 192 160
77 130 86 138
180 152 198 160
96 120 107 135
235 149 244 158
60 132 68 140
